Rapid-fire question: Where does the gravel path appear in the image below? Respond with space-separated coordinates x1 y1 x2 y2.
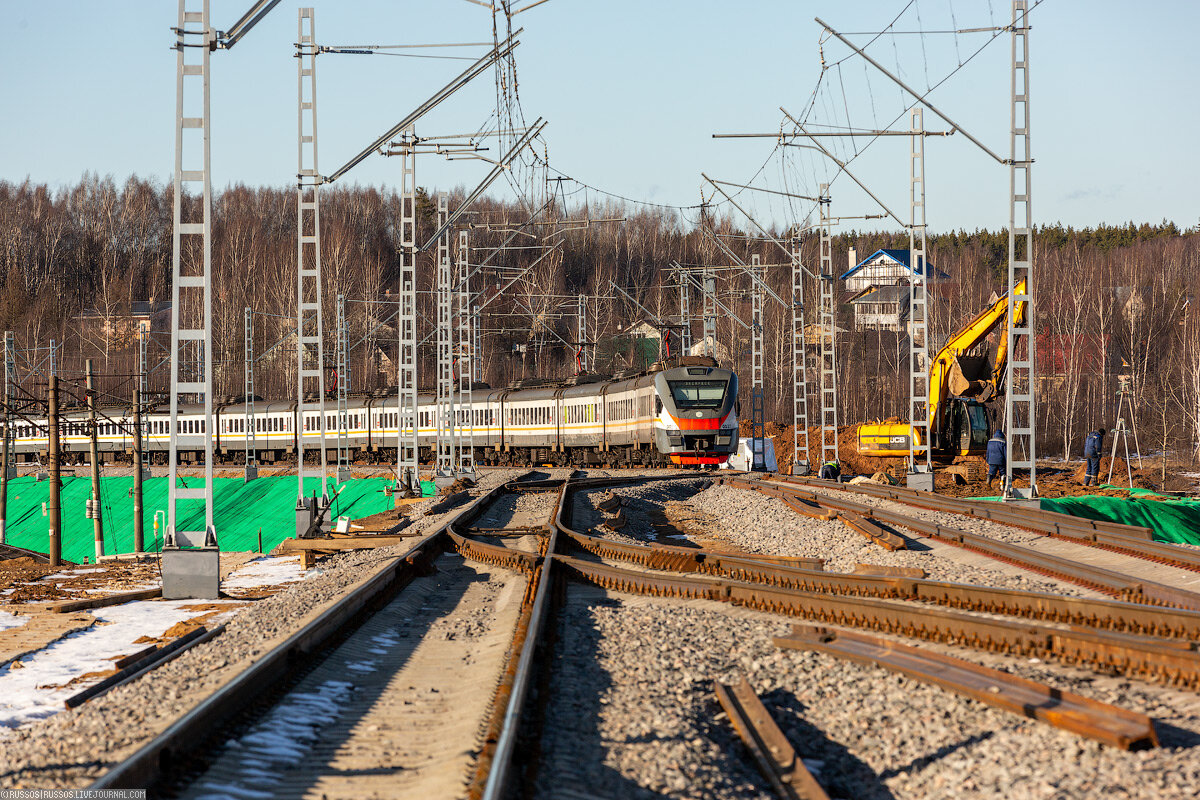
0 468 523 791
531 587 1200 800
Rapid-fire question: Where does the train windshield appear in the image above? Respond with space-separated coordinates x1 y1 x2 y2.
667 380 727 409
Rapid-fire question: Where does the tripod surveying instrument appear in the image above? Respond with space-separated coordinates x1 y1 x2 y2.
1107 376 1143 487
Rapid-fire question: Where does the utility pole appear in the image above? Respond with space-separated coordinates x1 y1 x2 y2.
702 269 717 359
818 184 839 467
295 7 329 529
435 193 456 482
244 306 257 482
47 374 60 567
133 387 144 554
907 107 934 491
457 229 476 478
397 125 420 496
335 293 351 483
750 255 766 470
86 360 104 563
1004 0 1037 500
791 238 812 475
0 331 12 543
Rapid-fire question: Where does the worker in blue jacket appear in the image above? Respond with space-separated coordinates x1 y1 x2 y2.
1083 428 1106 486
986 429 1006 488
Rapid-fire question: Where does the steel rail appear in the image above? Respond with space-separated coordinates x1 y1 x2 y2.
778 474 1200 574
559 526 1200 640
554 555 1200 689
724 476 1200 612
715 676 831 799
777 626 1158 751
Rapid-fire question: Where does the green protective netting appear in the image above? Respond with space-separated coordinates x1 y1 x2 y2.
1040 489 1200 546
3 475 415 563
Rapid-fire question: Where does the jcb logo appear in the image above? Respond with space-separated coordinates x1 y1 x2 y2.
889 436 909 445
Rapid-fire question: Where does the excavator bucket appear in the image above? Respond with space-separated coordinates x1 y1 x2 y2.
947 354 992 398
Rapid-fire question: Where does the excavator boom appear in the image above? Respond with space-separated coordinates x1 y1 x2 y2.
857 279 1027 459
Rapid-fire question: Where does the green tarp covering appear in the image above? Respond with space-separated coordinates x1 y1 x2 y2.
1041 488 1200 546
4 475 434 564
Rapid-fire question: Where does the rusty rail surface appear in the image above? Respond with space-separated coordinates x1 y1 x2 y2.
561 526 1200 640
715 676 830 800
776 626 1158 751
779 474 1200 574
722 476 1200 612
556 555 1200 689
839 511 905 551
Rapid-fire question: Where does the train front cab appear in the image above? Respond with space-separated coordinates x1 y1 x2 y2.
652 364 738 466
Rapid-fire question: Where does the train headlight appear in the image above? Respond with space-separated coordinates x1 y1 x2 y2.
716 435 731 446
665 429 683 447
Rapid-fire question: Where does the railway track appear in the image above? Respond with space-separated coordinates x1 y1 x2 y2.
85 471 568 798
75 469 1200 798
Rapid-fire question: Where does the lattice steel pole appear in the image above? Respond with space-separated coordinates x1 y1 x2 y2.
818 184 839 466
336 293 350 482
243 306 257 481
0 332 12 543
435 194 455 479
907 106 933 489
165 0 219 594
791 238 812 475
576 294 587 373
1005 0 1037 499
678 269 692 354
296 7 328 519
457 230 475 477
702 269 717 359
472 302 482 384
750 255 766 470
396 127 419 495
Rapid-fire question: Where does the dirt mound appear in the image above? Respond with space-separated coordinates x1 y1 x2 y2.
1071 456 1153 489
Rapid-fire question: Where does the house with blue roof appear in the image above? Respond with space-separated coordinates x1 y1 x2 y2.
840 248 949 293
841 248 950 332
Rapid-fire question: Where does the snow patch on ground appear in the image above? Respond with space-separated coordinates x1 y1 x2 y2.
190 679 356 800
0 610 29 633
221 556 308 591
0 598 239 732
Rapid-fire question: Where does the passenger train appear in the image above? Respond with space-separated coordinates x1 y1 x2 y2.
7 358 739 469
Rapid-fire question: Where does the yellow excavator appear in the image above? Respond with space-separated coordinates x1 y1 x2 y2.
857 278 1027 460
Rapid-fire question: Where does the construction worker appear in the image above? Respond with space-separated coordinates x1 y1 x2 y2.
820 459 841 482
1083 428 1106 486
986 429 1006 488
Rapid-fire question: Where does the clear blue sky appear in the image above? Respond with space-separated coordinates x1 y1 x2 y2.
2 0 1196 233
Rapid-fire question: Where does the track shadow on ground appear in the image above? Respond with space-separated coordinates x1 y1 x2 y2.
759 687 900 800
167 555 498 799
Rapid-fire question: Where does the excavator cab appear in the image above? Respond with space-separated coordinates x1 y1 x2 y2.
937 398 990 456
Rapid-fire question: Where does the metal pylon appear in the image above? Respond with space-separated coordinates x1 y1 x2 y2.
750 255 766 470
166 0 217 552
702 269 716 359
396 128 419 495
471 303 482 384
818 184 839 465
336 293 351 483
576 294 588 372
677 266 692 355
296 7 328 510
791 237 812 475
435 194 455 479
908 106 932 481
457 230 475 477
1005 0 1037 499
244 306 257 481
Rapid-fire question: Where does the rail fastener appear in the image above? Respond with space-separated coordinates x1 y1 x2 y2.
776 625 1159 751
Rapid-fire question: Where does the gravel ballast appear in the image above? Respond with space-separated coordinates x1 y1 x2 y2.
531 591 1200 800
